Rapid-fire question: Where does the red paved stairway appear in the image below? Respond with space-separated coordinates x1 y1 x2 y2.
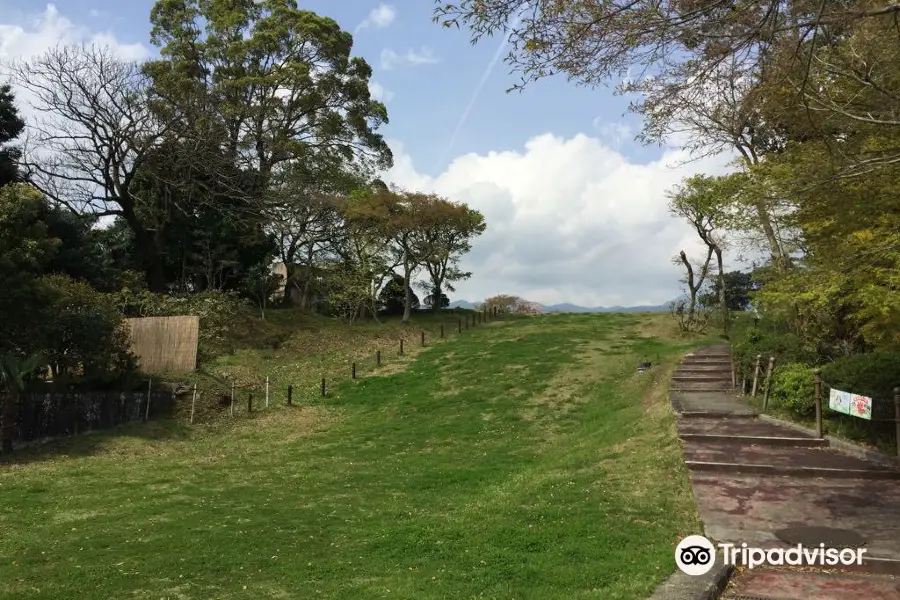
669 343 900 599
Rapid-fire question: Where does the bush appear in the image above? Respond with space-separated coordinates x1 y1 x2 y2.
115 289 249 362
732 326 815 382
768 362 816 416
816 353 900 451
40 274 137 385
819 353 900 403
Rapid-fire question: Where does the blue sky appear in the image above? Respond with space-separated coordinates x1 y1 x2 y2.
1 2 736 306
5 0 656 174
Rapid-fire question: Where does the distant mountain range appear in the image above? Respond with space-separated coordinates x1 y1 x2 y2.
448 299 683 313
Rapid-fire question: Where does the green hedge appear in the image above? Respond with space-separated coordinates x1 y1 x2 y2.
819 353 900 451
763 353 900 452
732 326 815 383
819 353 900 402
768 362 816 416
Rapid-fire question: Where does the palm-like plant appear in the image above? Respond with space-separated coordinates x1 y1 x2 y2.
0 352 47 453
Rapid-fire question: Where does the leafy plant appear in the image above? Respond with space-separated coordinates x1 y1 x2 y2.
41 274 137 385
732 325 814 382
769 362 816 416
0 351 48 452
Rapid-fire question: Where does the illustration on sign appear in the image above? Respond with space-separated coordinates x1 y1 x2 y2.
849 394 872 420
829 388 851 415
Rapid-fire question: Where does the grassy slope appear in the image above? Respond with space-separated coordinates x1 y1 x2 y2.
0 312 713 600
169 310 482 422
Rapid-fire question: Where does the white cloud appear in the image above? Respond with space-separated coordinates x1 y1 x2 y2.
0 5 149 63
368 80 394 103
356 4 397 32
380 47 439 70
0 5 151 121
383 134 738 307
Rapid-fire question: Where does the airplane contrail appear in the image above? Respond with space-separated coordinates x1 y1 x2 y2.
435 14 522 172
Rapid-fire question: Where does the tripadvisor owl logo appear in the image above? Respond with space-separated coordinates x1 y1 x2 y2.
675 535 716 576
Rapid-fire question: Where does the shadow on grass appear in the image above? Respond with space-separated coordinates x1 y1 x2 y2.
0 418 194 468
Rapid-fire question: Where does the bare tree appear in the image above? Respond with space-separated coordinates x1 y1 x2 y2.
7 44 173 290
671 248 714 333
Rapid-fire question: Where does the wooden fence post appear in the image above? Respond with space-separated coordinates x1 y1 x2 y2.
287 384 292 406
400 339 404 355
763 357 776 410
458 318 462 333
421 330 425 346
352 363 356 379
145 379 152 421
248 393 253 413
731 356 736 390
751 354 762 396
376 350 381 367
190 384 197 424
894 387 900 459
230 382 235 417
813 369 823 438
265 376 269 408
440 324 444 338
321 378 326 397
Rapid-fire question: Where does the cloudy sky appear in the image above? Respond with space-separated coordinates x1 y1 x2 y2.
0 1 738 307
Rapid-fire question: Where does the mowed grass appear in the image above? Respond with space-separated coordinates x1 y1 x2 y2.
0 313 712 599
171 310 481 422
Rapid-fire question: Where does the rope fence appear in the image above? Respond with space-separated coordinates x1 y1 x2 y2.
2 307 508 451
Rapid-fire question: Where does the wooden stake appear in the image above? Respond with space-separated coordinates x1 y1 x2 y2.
145 379 152 421
190 384 197 424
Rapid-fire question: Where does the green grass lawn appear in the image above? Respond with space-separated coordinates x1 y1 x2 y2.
0 313 712 599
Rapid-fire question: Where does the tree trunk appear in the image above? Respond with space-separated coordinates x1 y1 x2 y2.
680 248 713 327
1 389 19 453
122 205 167 292
281 262 297 307
401 259 413 324
432 282 443 313
715 245 729 336
753 199 788 268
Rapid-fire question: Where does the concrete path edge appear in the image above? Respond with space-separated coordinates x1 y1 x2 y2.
646 564 733 600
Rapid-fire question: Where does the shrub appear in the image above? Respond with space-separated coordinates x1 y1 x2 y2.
732 326 814 381
40 274 137 385
769 362 816 416
819 353 900 403
819 353 900 449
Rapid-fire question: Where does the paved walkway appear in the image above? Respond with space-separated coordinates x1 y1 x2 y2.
666 343 900 600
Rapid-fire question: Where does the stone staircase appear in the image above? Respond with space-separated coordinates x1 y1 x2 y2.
667 343 900 599
671 344 734 393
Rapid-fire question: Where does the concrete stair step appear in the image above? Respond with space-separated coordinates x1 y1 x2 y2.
679 433 828 447
672 383 736 392
676 364 734 372
683 441 900 477
685 461 900 480
673 373 733 382
677 417 813 438
678 411 758 418
682 357 732 364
